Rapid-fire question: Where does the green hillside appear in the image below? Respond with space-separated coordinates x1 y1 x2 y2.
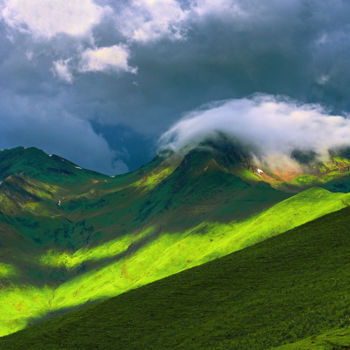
274 325 350 349
2 206 350 349
0 146 107 184
1 143 350 340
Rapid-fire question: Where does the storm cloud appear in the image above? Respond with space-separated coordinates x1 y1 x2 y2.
1 0 350 173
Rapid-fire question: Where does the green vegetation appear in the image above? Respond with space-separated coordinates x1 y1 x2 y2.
1 185 349 337
274 325 350 349
3 207 350 349
292 174 322 186
0 263 16 278
133 165 177 191
0 286 53 338
0 146 107 185
2 144 350 345
43 187 350 312
39 229 153 270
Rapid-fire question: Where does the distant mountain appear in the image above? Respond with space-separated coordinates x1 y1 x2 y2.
0 147 106 183
0 139 350 343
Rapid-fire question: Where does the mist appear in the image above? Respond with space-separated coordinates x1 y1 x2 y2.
159 94 350 169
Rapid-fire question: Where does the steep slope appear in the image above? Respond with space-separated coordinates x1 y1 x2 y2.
1 142 350 338
2 206 350 349
274 326 350 349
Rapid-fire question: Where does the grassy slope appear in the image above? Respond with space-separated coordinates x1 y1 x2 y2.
46 187 350 310
0 147 288 336
2 206 350 349
2 145 350 341
0 147 107 184
274 325 350 349
1 185 350 337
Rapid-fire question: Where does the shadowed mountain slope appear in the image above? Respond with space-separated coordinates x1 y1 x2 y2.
2 206 350 349
1 140 350 338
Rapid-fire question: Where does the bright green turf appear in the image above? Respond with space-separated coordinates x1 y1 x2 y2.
2 206 350 349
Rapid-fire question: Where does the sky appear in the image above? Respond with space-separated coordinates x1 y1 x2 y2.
1 0 350 174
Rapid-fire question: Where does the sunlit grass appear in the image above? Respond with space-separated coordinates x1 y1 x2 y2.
2 187 350 338
133 166 176 191
292 174 322 186
40 228 153 270
238 169 261 182
4 205 350 349
0 264 17 278
48 187 350 311
333 156 350 165
0 285 53 337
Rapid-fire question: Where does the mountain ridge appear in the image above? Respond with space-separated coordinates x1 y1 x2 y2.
1 139 350 340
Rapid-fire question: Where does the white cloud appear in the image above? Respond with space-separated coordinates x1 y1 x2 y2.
52 59 73 83
191 0 244 17
160 95 350 169
115 0 246 43
79 45 137 74
118 0 189 42
1 0 110 39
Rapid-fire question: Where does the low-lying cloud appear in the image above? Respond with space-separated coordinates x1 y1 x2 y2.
160 95 350 169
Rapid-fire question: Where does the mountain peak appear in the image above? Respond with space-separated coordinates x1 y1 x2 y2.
0 146 106 184
162 134 350 191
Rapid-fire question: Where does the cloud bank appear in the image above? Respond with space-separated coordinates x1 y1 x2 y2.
2 1 350 173
160 95 350 169
117 0 189 42
1 0 110 39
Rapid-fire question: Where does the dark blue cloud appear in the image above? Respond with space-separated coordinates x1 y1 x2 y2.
1 0 350 173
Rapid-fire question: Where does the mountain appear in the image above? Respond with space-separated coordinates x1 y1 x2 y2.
0 146 107 183
1 140 350 344
1 206 350 349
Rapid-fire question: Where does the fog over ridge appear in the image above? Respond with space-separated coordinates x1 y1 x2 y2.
159 94 350 169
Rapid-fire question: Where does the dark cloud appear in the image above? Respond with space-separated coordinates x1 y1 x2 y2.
1 0 350 173
0 89 128 175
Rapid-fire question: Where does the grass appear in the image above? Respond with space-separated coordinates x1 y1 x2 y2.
2 206 350 349
38 187 350 314
274 325 350 349
3 144 350 343
0 263 16 278
39 228 153 270
0 286 53 338
1 186 349 338
292 174 322 186
132 166 177 191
